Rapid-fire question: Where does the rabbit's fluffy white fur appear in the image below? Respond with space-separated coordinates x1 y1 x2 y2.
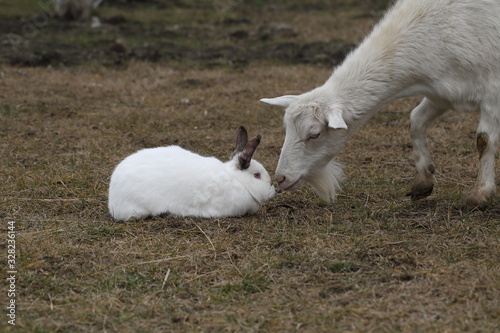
109 144 275 221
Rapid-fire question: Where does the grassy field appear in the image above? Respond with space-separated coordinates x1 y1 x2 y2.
1 1 499 332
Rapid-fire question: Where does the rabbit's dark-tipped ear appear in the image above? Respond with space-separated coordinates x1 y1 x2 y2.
232 126 261 170
233 126 248 157
238 134 261 170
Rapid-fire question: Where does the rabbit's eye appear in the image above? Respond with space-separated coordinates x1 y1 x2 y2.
254 173 261 179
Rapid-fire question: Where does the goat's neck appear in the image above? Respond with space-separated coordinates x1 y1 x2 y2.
325 41 420 131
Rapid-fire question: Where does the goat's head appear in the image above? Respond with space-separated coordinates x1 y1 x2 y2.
261 93 348 202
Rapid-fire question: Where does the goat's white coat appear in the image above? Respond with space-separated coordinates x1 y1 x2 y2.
262 0 500 206
52 0 103 20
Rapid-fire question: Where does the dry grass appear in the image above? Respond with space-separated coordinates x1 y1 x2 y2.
1 1 500 332
1 62 499 333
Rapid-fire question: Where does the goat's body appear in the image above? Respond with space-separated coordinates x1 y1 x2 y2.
329 0 500 113
263 0 500 206
331 0 500 206
52 0 102 20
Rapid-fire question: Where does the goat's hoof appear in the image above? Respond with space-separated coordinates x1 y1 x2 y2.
406 185 433 201
461 193 492 210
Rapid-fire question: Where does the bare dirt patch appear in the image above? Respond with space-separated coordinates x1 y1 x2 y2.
1 0 374 68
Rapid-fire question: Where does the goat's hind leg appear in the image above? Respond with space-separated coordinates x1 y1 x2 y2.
407 98 448 200
463 102 500 208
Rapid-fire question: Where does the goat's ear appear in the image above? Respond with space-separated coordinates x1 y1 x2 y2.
327 111 347 130
260 95 298 108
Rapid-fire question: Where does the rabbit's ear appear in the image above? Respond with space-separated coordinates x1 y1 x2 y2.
238 134 261 170
232 126 248 157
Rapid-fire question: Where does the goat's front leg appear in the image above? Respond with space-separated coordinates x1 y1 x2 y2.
407 98 448 200
463 103 500 208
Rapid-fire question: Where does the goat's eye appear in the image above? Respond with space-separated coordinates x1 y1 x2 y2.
254 173 261 179
308 133 320 140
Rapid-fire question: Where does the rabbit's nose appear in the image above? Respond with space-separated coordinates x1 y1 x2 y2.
275 175 286 184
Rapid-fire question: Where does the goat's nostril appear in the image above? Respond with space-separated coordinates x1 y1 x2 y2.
275 175 286 184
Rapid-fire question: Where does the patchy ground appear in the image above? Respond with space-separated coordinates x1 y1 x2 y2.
0 0 390 67
1 0 499 332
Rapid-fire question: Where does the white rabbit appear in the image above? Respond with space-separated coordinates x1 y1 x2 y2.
108 126 275 221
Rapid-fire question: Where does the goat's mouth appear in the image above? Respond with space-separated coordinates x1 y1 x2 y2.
279 177 304 192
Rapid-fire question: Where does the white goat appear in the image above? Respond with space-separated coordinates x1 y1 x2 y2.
261 0 500 207
52 0 103 20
